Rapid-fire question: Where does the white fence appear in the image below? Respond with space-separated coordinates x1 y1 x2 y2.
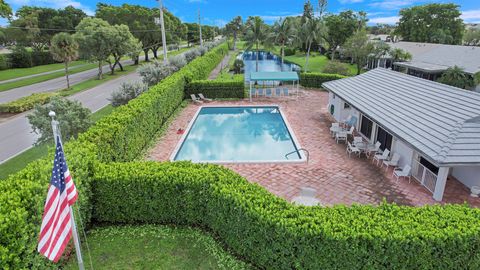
411 159 438 193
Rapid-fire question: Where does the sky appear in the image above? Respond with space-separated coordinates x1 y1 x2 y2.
3 0 480 27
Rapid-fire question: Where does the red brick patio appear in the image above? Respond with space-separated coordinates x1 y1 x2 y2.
147 90 480 207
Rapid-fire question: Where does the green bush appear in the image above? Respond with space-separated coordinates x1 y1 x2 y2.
9 46 33 68
185 75 244 99
284 47 296 56
0 54 9 70
93 162 480 270
0 92 57 113
299 72 347 88
31 51 57 66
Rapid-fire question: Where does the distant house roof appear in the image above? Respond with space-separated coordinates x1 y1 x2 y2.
322 68 480 166
249 71 299 81
389 42 480 74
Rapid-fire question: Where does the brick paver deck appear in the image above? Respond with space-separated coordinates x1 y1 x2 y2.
147 90 480 207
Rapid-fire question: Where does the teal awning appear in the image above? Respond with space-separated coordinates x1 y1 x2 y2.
250 71 299 81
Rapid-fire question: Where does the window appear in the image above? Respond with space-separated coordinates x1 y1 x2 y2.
344 102 350 109
360 115 373 138
376 126 393 151
420 157 439 174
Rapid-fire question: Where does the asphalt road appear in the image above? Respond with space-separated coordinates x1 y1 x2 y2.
0 58 138 104
0 71 141 163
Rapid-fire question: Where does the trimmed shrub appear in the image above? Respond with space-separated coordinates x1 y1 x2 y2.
93 162 480 270
232 59 244 74
168 54 187 70
284 47 296 56
31 51 56 66
0 54 9 70
321 60 351 76
185 75 245 99
109 81 148 107
137 60 177 87
0 92 57 113
299 72 348 88
184 48 200 63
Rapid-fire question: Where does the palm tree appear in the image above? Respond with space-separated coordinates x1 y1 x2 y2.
373 42 390 68
50 32 79 89
271 17 295 66
437 66 474 89
296 18 325 73
245 16 269 72
389 48 411 70
226 16 243 50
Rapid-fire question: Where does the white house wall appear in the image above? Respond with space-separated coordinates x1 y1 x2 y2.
327 92 359 124
392 138 415 168
451 167 480 188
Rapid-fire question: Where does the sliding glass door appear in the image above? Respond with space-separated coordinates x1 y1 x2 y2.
376 126 393 151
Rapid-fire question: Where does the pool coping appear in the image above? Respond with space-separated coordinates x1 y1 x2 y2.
169 104 307 164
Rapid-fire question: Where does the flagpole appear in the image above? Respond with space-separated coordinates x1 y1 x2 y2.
49 111 85 270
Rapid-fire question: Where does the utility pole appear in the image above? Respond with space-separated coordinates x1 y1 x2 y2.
198 9 203 46
157 0 168 64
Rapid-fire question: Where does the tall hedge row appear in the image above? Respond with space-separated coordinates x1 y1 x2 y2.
78 43 229 162
299 72 347 88
185 75 245 99
0 43 229 269
93 162 480 270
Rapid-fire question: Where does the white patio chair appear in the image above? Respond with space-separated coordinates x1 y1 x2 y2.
382 153 400 169
266 88 273 97
257 88 265 96
393 165 412 182
366 141 381 157
336 131 347 144
353 136 363 145
346 126 355 139
190 94 203 104
198 93 212 102
330 123 340 137
346 142 361 157
275 88 282 96
283 88 289 96
373 149 390 166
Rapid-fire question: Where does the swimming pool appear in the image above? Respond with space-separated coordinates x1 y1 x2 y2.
242 51 300 83
172 106 304 163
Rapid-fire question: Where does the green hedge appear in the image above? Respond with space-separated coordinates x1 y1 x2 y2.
93 162 480 270
185 75 245 99
0 92 57 113
299 72 347 88
0 43 229 269
79 43 229 162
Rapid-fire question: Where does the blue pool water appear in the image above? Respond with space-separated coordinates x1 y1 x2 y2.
173 106 301 162
242 51 300 83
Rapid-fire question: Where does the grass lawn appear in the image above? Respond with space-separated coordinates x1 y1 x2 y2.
63 225 251 270
278 51 358 76
0 60 90 82
0 105 114 180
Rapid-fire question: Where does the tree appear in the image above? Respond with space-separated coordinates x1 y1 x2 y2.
396 3 464 45
225 16 243 50
27 97 92 145
109 81 148 107
324 10 359 60
301 0 314 25
343 30 374 75
322 60 350 76
50 33 79 89
271 17 295 65
10 6 86 51
245 16 269 72
105 24 142 75
464 28 480 46
437 66 474 89
296 18 325 72
74 18 114 79
0 0 12 18
318 0 327 18
389 48 411 69
373 42 391 68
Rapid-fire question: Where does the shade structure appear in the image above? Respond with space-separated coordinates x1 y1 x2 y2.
249 72 300 102
250 71 299 81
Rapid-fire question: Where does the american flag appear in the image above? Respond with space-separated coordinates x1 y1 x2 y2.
38 137 78 262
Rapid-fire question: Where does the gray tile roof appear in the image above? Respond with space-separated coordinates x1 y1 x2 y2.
322 68 480 166
389 42 480 74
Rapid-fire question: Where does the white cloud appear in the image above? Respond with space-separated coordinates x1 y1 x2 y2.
368 16 400 24
461 9 480 22
369 0 421 10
